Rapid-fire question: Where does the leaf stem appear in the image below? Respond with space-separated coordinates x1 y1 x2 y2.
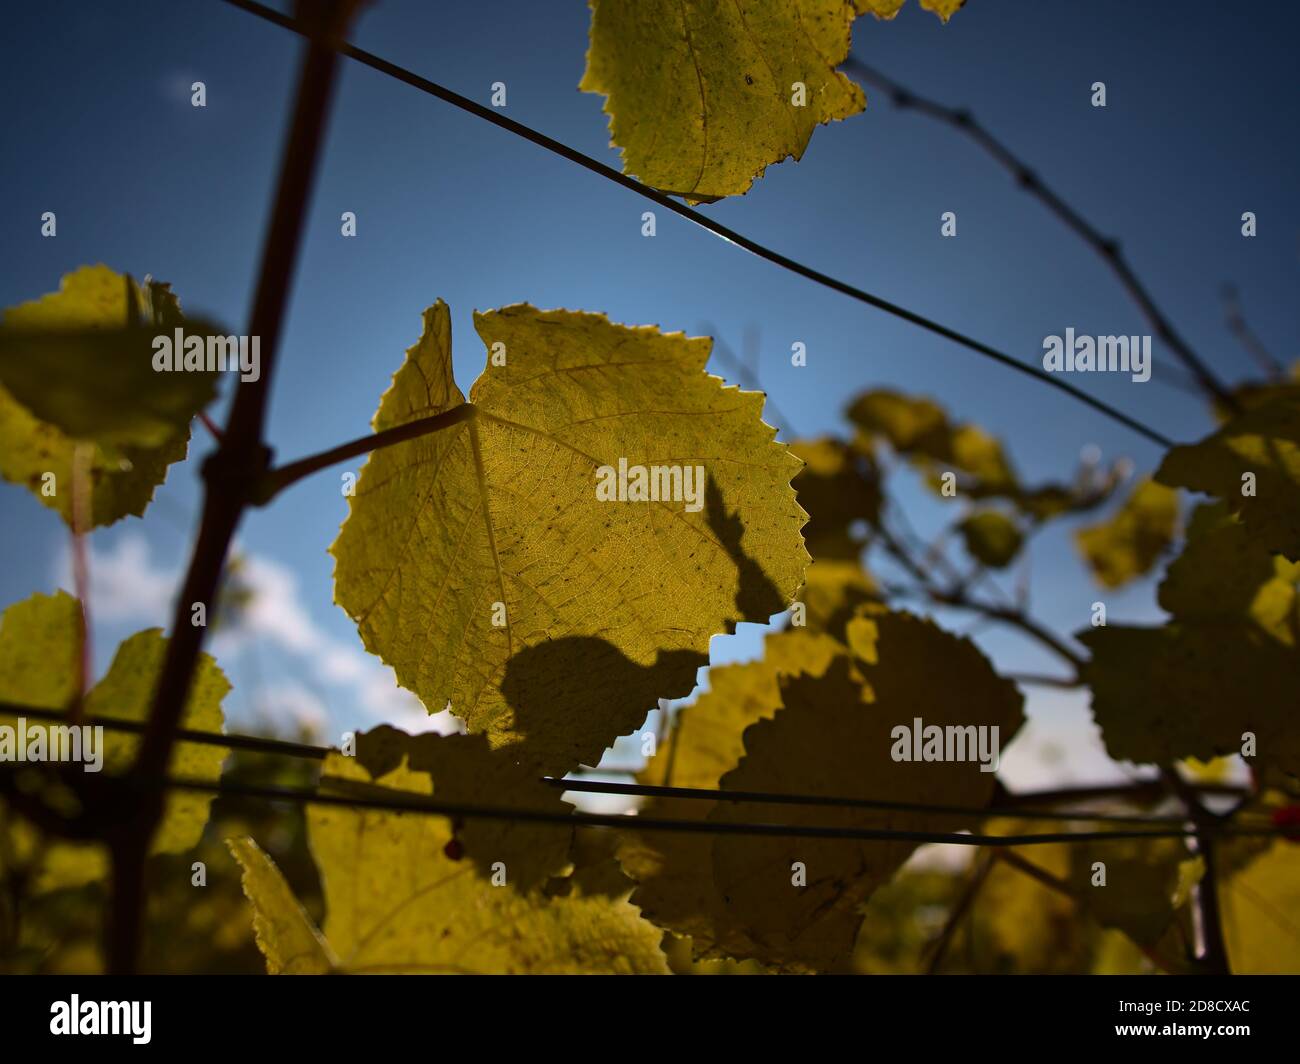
254 402 475 503
875 521 1086 676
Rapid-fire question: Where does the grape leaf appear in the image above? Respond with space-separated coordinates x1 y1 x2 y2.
707 610 1023 970
619 629 843 965
1155 395 1300 560
623 608 1021 971
789 436 880 560
848 387 1122 519
1080 504 1300 775
848 389 1021 497
0 591 229 889
848 389 1018 493
1221 839 1300 974
347 725 573 891
0 266 204 527
580 0 872 202
1159 502 1299 636
231 752 669 974
331 300 806 776
976 843 1088 973
863 0 966 21
848 389 951 455
227 837 336 975
795 557 878 636
1064 836 1194 949
1074 478 1178 588
0 266 220 448
958 510 1022 569
642 629 843 792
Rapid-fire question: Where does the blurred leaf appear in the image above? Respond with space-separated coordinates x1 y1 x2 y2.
1160 502 1299 643
958 510 1023 569
1156 395 1300 560
795 558 878 637
1063 835 1194 949
0 264 219 446
1074 478 1178 588
1080 504 1300 775
848 390 951 456
974 841 1085 973
847 387 1119 519
0 591 229 890
0 266 204 527
1222 840 1300 973
789 436 880 560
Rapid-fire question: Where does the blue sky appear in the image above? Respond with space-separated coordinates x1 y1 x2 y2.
1 1 1296 788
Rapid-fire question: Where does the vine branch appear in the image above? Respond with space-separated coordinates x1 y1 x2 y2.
844 57 1238 411
1221 282 1284 380
255 403 475 503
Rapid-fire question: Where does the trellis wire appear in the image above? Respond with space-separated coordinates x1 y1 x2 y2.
219 0 1175 450
1 702 1279 839
116 774 1288 846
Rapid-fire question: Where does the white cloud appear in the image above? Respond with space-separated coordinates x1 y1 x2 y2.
252 681 330 734
54 532 452 736
54 534 175 625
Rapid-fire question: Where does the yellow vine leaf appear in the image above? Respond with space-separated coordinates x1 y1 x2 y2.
795 557 878 636
848 389 950 453
0 265 206 527
1074 478 1179 588
707 610 1023 970
918 0 966 21
848 389 1018 498
1222 839 1300 974
1156 395 1300 560
0 591 229 890
642 629 843 792
1159 502 1300 642
331 301 806 775
624 609 1021 971
232 752 669 974
1080 504 1300 775
977 845 1090 973
619 629 843 965
1061 836 1193 949
958 510 1022 569
863 0 966 21
0 265 219 448
227 838 336 975
347 725 574 891
580 1 878 202
789 436 880 560
848 387 1122 519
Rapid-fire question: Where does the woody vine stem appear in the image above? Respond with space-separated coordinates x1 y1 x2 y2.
108 0 355 974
